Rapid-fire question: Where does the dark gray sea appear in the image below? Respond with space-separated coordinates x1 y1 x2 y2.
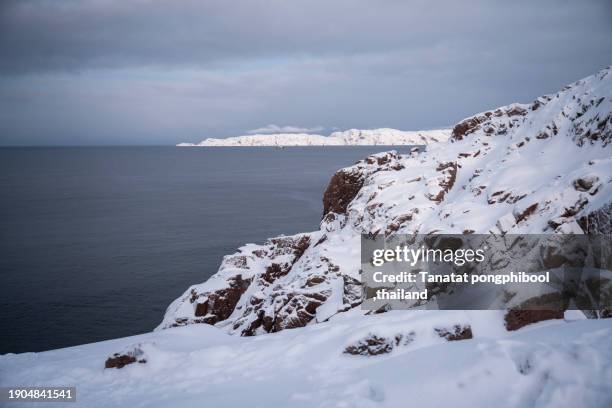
0 146 405 353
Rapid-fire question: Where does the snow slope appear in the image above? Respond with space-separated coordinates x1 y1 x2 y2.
177 128 450 146
1 67 612 408
2 311 612 408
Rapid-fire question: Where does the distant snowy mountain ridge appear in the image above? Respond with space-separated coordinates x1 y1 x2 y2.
177 128 450 146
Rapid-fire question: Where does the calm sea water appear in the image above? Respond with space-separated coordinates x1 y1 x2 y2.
0 146 406 353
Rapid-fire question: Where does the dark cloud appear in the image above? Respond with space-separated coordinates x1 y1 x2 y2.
0 0 611 145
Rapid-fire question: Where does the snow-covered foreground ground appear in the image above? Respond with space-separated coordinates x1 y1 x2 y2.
2 310 612 408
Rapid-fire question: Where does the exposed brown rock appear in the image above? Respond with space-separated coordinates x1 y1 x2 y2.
452 106 527 141
435 325 473 341
291 235 311 259
259 235 311 284
536 131 549 140
344 331 416 356
376 154 391 165
105 348 146 369
105 354 136 369
487 190 512 204
342 275 362 308
226 255 248 268
322 170 364 216
516 203 538 224
262 263 289 284
194 302 208 317
394 331 416 346
193 275 252 324
305 275 326 287
269 235 311 261
322 152 407 217
240 290 329 336
471 186 486 196
252 249 266 258
506 106 527 117
561 196 589 217
272 292 328 331
385 213 416 234
313 235 328 247
437 162 457 193
452 115 488 140
573 175 599 192
504 309 564 331
577 202 612 234
343 334 394 356
427 162 458 203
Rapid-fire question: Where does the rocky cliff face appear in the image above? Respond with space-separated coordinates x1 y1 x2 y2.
159 67 612 335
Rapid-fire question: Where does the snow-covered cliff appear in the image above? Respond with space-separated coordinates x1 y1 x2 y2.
160 67 612 336
177 128 450 146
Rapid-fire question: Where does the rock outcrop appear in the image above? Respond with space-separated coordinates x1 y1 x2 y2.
104 345 146 369
435 325 473 341
504 309 565 331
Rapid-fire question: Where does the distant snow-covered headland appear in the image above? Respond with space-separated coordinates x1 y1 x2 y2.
177 128 451 146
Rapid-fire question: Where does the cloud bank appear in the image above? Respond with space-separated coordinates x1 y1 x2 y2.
0 0 611 145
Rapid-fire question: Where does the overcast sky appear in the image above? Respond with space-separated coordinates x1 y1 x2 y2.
1 0 611 146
